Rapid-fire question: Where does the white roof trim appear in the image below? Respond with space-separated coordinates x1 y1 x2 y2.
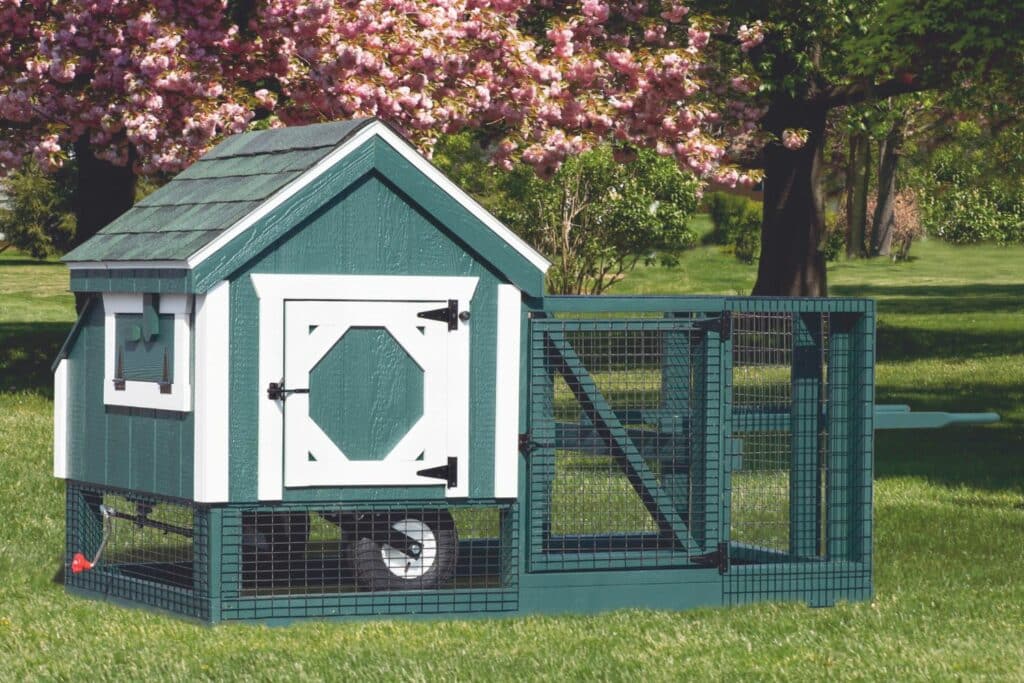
187 119 550 273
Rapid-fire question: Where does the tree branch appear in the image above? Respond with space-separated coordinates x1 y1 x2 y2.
825 77 929 109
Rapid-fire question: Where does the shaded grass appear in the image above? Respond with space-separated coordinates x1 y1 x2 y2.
1 235 1024 680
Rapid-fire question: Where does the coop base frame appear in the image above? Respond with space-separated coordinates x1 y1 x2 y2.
64 483 872 625
64 296 885 623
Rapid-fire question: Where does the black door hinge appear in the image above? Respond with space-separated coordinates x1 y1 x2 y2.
693 541 731 574
417 299 470 331
416 456 458 488
518 433 534 454
267 381 310 401
697 311 731 340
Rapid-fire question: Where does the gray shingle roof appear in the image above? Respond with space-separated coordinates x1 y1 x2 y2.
63 119 373 262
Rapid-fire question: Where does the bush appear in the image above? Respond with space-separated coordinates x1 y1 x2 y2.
704 192 761 263
915 126 1024 245
821 211 846 262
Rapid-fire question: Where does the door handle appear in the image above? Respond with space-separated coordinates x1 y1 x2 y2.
267 381 310 401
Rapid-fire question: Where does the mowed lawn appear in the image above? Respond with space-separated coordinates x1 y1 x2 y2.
1 235 1023 681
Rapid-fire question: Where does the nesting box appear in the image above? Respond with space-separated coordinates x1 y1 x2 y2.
54 119 996 623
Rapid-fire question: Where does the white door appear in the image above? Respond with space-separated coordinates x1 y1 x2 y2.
252 274 478 500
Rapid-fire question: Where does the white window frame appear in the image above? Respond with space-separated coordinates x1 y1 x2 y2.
251 274 478 501
103 293 193 412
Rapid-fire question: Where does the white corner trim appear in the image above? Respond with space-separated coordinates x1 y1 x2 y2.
194 281 231 503
493 285 522 498
187 120 550 274
252 273 479 501
102 293 193 412
53 359 69 479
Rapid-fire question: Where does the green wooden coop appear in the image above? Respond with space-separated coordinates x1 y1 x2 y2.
53 118 998 623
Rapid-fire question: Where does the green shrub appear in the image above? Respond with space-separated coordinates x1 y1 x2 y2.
704 191 761 263
821 210 846 262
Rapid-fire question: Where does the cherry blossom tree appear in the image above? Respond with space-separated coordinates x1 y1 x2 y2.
0 0 765 247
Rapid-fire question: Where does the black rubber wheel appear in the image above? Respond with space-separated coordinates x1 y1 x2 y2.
241 511 309 588
352 509 458 591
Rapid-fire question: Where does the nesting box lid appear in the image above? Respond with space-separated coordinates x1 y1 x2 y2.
64 118 549 294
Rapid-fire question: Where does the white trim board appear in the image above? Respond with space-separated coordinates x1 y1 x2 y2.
251 273 478 501
102 293 193 412
493 285 522 499
193 281 231 503
53 359 69 479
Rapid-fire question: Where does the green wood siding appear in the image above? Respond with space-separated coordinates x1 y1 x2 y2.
65 300 194 498
227 172 503 502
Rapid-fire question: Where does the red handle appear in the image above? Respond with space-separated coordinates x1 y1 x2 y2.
71 552 94 574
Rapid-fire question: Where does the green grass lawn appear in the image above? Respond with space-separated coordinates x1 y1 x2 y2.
2 237 1023 681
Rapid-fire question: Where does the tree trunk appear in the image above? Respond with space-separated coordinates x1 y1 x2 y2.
870 119 903 257
845 131 870 259
72 137 136 248
72 138 136 313
752 98 829 297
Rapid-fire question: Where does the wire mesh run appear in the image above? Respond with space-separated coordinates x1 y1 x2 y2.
528 316 722 571
220 502 518 620
725 309 873 606
65 483 210 620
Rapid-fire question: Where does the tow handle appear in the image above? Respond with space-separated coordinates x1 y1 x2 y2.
874 404 1000 430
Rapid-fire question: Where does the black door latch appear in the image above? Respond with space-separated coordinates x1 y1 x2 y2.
267 381 310 401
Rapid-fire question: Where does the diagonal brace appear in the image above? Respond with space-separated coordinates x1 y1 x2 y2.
545 330 701 555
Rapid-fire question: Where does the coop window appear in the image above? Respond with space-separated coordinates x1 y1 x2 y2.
103 293 192 411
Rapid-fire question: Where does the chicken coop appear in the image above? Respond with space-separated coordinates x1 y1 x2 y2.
53 118 998 623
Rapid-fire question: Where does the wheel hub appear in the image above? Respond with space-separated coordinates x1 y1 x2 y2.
380 518 437 579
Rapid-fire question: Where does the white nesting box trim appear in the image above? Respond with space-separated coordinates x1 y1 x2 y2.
193 280 231 503
53 358 69 479
102 293 193 412
493 285 522 498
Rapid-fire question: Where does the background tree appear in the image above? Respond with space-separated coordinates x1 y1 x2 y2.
0 0 764 249
436 134 700 294
0 161 75 258
690 0 1024 295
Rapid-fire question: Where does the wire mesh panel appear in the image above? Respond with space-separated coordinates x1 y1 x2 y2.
725 306 874 606
65 483 210 620
219 502 518 620
528 315 725 571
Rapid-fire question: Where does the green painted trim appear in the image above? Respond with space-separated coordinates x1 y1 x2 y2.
52 295 96 372
873 405 1000 429
69 269 190 294
790 313 823 558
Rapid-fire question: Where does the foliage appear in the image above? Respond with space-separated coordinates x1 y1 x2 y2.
0 161 75 258
496 145 700 294
913 124 1024 245
821 210 846 263
0 1 768 186
704 192 760 263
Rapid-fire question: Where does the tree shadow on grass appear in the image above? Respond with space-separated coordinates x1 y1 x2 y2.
831 283 1024 316
0 322 72 396
875 382 1024 495
877 325 1024 362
